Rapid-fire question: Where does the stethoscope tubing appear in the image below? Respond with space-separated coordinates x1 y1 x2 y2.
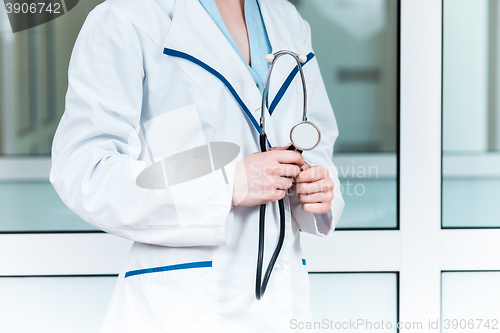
255 50 310 300
255 133 287 300
260 50 308 136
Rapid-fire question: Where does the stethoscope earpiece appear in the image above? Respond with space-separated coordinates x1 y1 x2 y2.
298 54 308 63
264 54 274 62
264 53 308 64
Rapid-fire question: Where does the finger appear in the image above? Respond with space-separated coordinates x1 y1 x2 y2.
300 162 312 172
298 191 334 204
275 177 293 190
275 189 287 201
291 179 334 195
266 188 286 202
280 164 301 178
295 166 329 183
302 202 332 215
271 150 305 167
263 164 300 178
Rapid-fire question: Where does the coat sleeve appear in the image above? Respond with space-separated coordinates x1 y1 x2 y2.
50 3 235 247
288 12 345 236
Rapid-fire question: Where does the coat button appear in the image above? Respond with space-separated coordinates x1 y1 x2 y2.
273 263 283 275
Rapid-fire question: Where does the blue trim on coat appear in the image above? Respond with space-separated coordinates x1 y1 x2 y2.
302 259 306 266
163 48 313 147
163 48 262 135
268 52 315 115
124 260 212 278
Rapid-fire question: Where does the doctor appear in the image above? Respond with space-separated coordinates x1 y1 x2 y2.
50 0 344 331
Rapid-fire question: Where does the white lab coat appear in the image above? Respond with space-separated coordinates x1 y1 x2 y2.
50 0 345 332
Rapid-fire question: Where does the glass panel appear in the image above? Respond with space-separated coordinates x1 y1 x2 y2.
0 1 104 231
0 0 105 155
0 276 116 333
442 0 500 227
294 0 399 229
1 1 399 230
0 181 95 232
441 272 500 332
309 273 398 332
443 174 500 228
333 154 397 228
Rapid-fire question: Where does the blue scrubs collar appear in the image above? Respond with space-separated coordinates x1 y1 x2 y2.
198 0 273 94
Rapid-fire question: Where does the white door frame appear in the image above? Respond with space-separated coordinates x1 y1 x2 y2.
3 1 500 331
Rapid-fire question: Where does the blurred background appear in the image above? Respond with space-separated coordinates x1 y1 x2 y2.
0 0 399 232
1 0 499 332
442 0 500 228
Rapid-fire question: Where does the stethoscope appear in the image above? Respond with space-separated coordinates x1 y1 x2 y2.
255 50 321 300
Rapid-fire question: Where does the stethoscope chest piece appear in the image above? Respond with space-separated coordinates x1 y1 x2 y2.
290 121 321 151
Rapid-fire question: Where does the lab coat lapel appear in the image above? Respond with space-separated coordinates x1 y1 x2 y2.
163 0 267 142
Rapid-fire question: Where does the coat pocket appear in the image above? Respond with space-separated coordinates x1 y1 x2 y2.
118 260 215 332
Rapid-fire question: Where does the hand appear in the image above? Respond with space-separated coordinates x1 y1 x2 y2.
232 148 304 207
291 165 334 215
